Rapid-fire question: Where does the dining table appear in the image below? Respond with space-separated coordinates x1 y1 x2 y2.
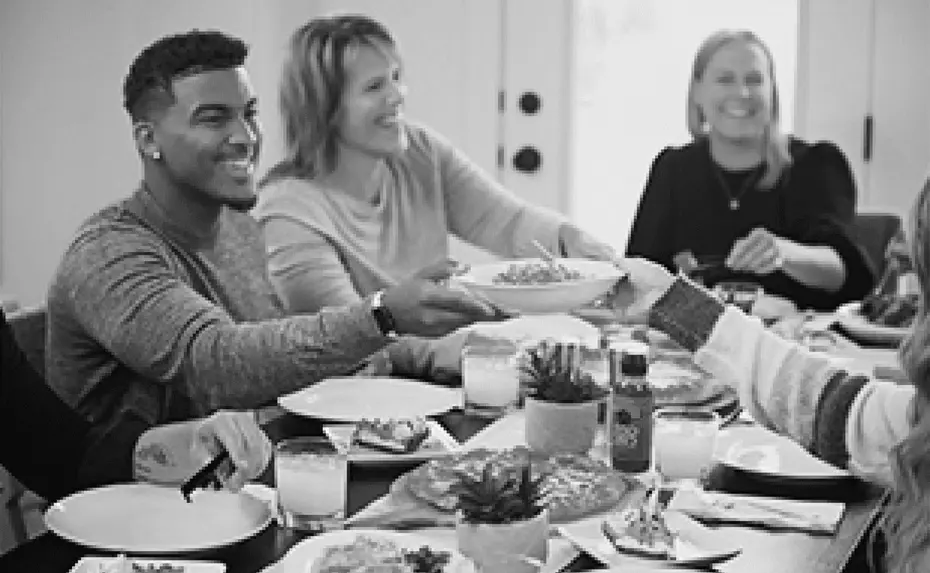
0 317 896 573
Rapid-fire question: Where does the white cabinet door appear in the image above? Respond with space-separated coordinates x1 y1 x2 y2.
868 0 930 216
790 0 930 217
499 0 573 216
794 0 874 200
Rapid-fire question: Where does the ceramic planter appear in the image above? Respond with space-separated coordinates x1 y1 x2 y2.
456 508 549 573
525 396 599 455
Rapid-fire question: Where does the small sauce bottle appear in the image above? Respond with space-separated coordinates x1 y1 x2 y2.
608 343 653 473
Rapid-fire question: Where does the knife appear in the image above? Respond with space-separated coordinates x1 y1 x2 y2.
346 517 457 530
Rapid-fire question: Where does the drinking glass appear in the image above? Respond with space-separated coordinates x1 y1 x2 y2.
653 408 719 489
275 437 348 532
462 339 521 418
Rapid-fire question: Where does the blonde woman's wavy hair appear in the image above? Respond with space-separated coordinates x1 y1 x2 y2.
260 14 396 186
686 30 791 189
878 176 930 573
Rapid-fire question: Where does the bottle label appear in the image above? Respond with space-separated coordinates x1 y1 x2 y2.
611 394 652 465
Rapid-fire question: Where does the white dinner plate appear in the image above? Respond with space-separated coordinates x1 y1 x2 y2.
45 483 272 554
266 529 475 573
454 258 624 314
834 302 909 346
69 556 226 573
278 377 461 422
323 420 460 465
715 425 850 481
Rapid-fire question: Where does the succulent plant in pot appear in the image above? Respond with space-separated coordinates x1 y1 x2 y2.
520 344 609 455
453 463 549 573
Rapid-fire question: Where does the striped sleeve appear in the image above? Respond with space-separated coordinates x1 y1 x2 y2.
650 277 911 483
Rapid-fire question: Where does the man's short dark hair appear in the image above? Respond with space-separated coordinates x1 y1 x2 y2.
123 30 248 122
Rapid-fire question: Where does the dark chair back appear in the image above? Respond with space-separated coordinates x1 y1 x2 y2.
7 305 47 377
852 212 904 279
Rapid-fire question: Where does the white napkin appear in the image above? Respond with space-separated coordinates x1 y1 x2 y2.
668 489 845 534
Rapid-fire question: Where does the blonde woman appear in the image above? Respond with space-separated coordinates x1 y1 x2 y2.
616 177 930 572
254 14 614 315
625 29 874 311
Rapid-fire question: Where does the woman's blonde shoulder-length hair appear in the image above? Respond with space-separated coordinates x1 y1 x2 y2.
686 29 792 189
260 14 396 187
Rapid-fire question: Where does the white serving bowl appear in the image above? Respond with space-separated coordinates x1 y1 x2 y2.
453 258 625 314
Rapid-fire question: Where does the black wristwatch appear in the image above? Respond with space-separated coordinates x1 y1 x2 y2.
370 290 398 338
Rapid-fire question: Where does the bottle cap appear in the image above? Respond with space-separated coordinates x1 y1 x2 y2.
621 350 648 376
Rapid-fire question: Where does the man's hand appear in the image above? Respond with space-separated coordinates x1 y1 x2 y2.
193 411 272 492
383 260 510 338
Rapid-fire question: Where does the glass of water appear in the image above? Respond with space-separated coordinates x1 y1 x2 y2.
275 437 348 532
461 338 521 418
653 408 720 489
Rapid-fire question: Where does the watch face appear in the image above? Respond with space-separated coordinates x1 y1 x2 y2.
372 291 397 336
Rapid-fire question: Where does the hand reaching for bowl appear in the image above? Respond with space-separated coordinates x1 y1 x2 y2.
383 260 513 338
557 224 619 262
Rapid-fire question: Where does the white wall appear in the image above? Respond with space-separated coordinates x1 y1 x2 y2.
0 0 264 305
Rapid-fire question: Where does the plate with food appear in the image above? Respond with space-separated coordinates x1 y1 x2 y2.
556 504 741 569
398 446 636 523
269 530 473 573
600 508 741 567
46 483 272 554
647 356 735 409
834 294 916 346
278 377 461 422
323 418 460 465
69 555 225 573
453 258 625 314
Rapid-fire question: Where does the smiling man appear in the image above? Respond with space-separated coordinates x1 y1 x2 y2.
44 30 503 482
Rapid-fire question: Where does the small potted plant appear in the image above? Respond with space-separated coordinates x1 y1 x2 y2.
453 463 549 573
520 345 609 455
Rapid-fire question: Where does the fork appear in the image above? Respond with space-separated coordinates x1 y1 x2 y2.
532 239 559 268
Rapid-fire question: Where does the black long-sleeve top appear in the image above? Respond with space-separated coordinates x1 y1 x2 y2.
626 138 875 311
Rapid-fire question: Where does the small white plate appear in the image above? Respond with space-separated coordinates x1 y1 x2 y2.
323 420 460 465
267 529 475 573
278 377 461 422
715 425 850 481
69 556 226 573
46 483 272 554
834 302 909 346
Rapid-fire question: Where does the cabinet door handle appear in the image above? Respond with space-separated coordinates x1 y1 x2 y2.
863 114 874 163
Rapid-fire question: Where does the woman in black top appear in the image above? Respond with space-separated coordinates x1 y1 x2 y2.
626 30 874 311
1 309 271 502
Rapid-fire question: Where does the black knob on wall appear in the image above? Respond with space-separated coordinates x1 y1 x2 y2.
518 91 542 115
512 146 542 173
